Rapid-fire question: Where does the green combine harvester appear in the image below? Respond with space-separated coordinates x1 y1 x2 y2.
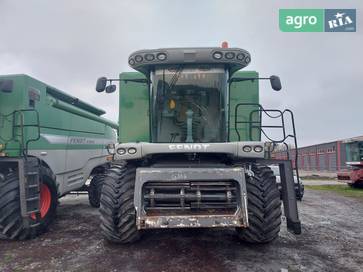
96 43 302 244
0 74 117 240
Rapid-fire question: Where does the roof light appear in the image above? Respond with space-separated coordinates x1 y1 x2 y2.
157 53 167 61
145 54 155 61
128 59 135 65
135 55 143 62
236 53 245 60
213 51 223 60
225 52 235 59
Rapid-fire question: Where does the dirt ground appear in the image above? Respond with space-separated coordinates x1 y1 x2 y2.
1 188 363 272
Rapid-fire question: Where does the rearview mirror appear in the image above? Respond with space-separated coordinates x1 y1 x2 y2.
270 75 282 91
96 77 107 92
105 84 116 93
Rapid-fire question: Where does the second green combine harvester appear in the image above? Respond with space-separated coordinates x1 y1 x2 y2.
0 74 117 239
96 43 301 244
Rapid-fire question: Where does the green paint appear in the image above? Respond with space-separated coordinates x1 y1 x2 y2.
0 74 116 157
229 71 260 141
117 71 260 143
118 72 149 143
279 9 324 32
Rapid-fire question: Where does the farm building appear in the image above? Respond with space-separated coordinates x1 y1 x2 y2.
272 135 363 172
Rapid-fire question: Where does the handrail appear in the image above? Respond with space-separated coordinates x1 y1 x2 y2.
234 103 300 186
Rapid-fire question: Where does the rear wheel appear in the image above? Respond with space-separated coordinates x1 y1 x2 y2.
0 166 57 240
99 163 140 243
88 174 104 208
236 164 282 243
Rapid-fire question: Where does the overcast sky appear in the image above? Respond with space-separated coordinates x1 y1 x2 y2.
0 0 362 147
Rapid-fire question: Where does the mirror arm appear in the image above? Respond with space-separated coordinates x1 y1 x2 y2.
228 77 270 84
106 78 150 84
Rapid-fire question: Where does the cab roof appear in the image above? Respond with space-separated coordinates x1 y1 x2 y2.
128 47 251 76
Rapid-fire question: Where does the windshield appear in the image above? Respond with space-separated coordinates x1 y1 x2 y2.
151 65 228 143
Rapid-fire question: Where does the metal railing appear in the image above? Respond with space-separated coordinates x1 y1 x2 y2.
0 109 40 157
234 103 300 178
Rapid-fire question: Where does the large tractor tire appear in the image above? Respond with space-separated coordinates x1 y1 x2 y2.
0 166 57 240
236 164 282 243
88 174 104 208
99 163 140 243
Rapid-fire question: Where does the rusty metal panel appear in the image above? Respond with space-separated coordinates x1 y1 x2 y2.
134 167 248 229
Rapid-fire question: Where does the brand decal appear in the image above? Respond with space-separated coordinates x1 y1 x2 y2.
168 144 210 151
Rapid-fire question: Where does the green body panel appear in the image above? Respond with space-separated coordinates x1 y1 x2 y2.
118 72 149 143
229 71 260 142
118 71 260 143
0 74 117 157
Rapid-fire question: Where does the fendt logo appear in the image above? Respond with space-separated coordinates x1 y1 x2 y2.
168 144 210 151
279 9 356 32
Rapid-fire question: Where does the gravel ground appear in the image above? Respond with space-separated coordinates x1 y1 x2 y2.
1 189 363 272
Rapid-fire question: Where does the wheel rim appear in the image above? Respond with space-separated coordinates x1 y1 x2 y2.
31 183 51 220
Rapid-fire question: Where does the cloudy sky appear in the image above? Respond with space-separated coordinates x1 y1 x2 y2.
0 0 362 146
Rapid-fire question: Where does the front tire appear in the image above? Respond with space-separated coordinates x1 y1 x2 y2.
99 163 140 243
236 164 282 243
0 166 57 240
88 174 104 208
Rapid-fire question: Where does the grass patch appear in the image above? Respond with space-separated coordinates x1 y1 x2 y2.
305 184 363 200
301 175 337 181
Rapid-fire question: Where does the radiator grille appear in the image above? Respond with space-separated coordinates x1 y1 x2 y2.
143 181 239 215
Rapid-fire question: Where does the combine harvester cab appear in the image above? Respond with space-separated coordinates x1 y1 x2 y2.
95 43 301 244
0 74 117 240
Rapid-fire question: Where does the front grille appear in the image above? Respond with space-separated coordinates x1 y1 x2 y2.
143 181 239 215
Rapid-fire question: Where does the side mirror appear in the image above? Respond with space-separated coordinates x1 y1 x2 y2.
0 79 14 93
105 84 116 93
96 77 107 92
270 75 282 91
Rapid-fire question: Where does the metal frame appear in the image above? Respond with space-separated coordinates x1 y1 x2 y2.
234 103 301 191
0 109 41 228
0 109 40 157
134 167 248 230
234 103 302 234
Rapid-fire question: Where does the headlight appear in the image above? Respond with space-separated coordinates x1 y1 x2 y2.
128 147 137 154
157 53 167 61
242 145 252 152
117 148 126 155
212 51 223 60
128 58 135 65
254 145 263 153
